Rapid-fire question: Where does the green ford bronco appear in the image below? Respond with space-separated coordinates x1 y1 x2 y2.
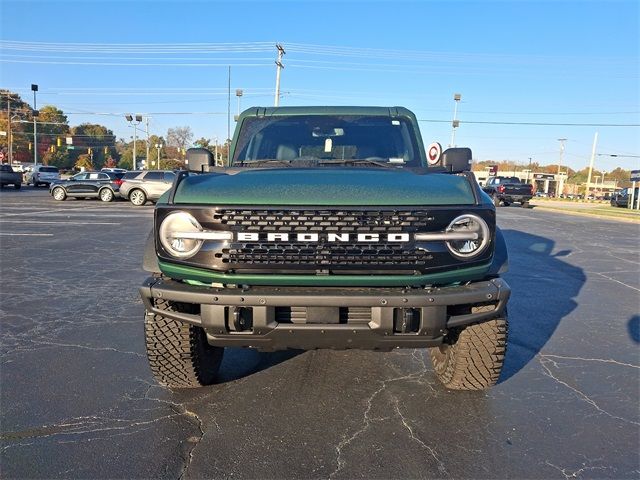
140 106 510 390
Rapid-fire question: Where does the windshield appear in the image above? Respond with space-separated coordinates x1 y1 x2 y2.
233 115 422 167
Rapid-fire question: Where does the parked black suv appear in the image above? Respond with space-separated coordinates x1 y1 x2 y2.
50 171 125 202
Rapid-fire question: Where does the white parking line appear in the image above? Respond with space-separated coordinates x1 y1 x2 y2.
0 233 54 236
0 220 121 225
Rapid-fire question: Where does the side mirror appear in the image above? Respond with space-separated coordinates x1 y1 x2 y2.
185 148 214 173
441 148 472 173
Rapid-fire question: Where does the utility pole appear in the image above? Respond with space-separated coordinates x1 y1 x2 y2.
145 117 150 167
31 84 38 166
227 66 231 144
274 44 286 107
584 132 599 201
450 93 461 147
556 138 567 197
7 94 11 163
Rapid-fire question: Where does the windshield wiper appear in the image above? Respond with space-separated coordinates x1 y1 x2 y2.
238 159 294 167
318 159 398 169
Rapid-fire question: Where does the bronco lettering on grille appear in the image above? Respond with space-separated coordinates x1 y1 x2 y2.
236 232 410 243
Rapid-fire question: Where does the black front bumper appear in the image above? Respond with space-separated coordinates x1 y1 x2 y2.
140 277 510 351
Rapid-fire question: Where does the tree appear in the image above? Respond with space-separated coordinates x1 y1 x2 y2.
167 126 193 152
43 149 71 169
69 123 116 169
75 154 93 171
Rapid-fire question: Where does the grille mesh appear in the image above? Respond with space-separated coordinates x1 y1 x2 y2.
210 208 440 268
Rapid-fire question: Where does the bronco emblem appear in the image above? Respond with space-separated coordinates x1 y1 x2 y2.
236 232 410 243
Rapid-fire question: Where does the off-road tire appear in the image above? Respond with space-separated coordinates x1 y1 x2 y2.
430 311 507 390
144 298 224 388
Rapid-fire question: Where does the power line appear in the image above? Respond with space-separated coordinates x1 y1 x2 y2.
418 119 640 127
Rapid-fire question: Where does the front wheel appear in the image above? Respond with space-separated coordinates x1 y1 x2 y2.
144 299 224 388
52 187 67 201
129 189 147 206
430 312 508 390
99 188 114 202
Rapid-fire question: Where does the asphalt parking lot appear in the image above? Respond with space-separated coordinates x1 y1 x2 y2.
1 187 639 479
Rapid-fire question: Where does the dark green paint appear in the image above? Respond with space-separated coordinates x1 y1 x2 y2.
172 168 475 206
159 260 491 287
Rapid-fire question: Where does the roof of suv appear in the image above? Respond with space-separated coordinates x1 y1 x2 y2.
237 106 416 120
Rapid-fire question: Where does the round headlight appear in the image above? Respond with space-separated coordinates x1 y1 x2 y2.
445 214 490 259
159 211 203 259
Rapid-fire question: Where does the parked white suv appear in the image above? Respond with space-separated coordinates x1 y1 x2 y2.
26 165 60 187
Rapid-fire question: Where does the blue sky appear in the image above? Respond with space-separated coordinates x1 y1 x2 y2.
1 0 638 171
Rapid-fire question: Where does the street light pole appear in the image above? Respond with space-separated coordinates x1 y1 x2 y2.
155 143 162 169
125 114 142 169
584 132 598 201
236 89 243 117
450 93 461 147
556 138 567 198
31 84 38 166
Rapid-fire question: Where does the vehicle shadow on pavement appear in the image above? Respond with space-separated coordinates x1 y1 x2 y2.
216 348 304 384
628 315 640 343
498 229 586 383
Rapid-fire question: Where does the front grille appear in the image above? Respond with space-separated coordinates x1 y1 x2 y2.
213 209 435 233
210 208 440 270
216 243 432 265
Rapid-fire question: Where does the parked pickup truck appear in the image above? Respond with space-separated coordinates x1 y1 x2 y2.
140 106 511 392
0 164 22 189
482 176 533 207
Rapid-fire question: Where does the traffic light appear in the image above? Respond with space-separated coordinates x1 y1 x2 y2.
57 138 62 147
29 142 32 151
50 145 55 153
104 146 109 154
88 148 92 155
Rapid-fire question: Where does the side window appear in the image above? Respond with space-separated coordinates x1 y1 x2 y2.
493 178 500 185
123 171 141 180
143 172 164 181
98 173 110 181
163 172 176 182
73 173 88 181
88 173 101 180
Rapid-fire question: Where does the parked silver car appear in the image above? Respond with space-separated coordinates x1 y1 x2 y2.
119 170 178 206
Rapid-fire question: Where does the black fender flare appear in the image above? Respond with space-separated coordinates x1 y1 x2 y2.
487 227 509 275
142 229 160 273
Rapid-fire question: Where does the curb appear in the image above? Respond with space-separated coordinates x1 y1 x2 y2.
531 205 640 224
